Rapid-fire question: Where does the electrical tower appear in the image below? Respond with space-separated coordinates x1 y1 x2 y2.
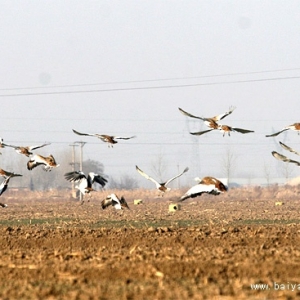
185 118 202 179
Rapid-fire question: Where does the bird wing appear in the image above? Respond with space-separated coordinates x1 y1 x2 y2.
120 196 130 209
135 165 161 188
0 169 22 178
279 141 300 156
114 136 136 140
0 142 19 149
266 128 288 137
64 171 87 182
88 173 108 187
232 127 254 134
101 198 113 209
179 184 217 202
72 129 98 137
28 142 51 151
190 129 214 136
212 106 236 121
271 151 300 166
165 167 189 186
0 176 11 196
27 155 45 170
178 107 206 121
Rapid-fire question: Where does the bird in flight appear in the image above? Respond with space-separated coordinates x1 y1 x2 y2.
1 142 51 157
0 168 22 179
101 194 130 210
190 124 254 137
179 176 228 202
27 154 60 171
72 129 136 147
279 141 300 156
64 170 107 202
178 106 236 124
179 106 253 136
136 165 189 194
271 151 300 166
266 123 300 137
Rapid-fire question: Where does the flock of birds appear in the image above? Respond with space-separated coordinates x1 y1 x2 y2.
0 106 299 210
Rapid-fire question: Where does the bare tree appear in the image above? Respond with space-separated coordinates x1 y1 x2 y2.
221 147 237 187
263 162 272 187
151 148 168 181
109 174 138 190
280 162 294 183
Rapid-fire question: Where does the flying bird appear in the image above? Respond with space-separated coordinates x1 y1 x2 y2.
0 168 22 179
179 176 228 202
190 124 254 137
72 129 136 147
101 194 130 210
27 154 60 171
1 142 51 157
271 151 300 166
0 138 5 155
0 175 13 207
136 165 189 194
279 141 300 156
64 171 107 201
178 106 236 123
266 123 300 137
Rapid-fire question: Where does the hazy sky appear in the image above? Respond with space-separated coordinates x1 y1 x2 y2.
1 1 300 188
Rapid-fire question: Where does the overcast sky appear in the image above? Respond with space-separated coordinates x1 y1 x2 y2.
1 1 300 188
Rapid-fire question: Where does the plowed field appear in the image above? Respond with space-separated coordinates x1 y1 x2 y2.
1 185 300 300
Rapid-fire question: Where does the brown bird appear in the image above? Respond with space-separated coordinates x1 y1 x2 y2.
72 129 136 147
101 194 130 210
27 154 60 171
190 124 254 137
178 106 236 124
0 168 22 179
2 142 51 157
179 176 228 202
271 151 300 166
266 123 300 137
136 165 189 194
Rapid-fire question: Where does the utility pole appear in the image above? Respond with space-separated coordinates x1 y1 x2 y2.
69 144 79 198
75 141 86 201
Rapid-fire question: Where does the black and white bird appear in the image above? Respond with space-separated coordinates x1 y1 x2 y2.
101 194 130 210
2 142 51 157
72 129 136 147
0 175 13 208
64 171 107 201
136 165 189 194
179 176 228 202
266 123 300 137
27 154 60 171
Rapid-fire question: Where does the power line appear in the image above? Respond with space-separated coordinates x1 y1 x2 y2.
1 75 300 98
1 67 300 91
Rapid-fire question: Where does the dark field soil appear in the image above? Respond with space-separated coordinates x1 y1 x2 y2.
1 185 300 300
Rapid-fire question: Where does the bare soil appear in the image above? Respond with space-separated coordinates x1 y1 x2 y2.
1 185 300 300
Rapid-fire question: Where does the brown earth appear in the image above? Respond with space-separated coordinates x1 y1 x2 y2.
1 185 300 300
